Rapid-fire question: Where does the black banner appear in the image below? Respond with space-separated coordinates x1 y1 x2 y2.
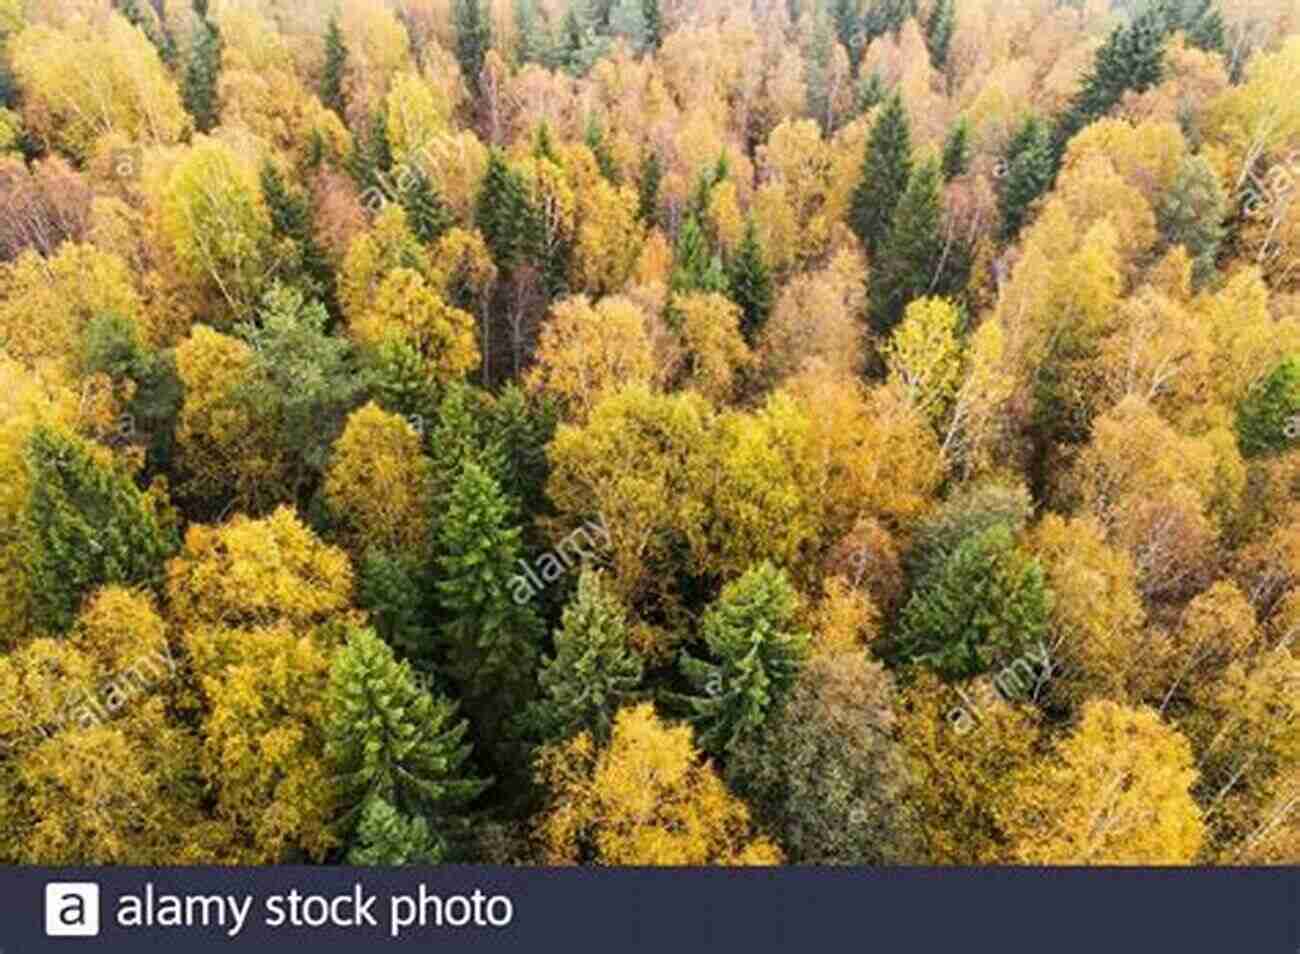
6 867 1299 952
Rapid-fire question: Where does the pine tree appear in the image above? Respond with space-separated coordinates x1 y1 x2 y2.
23 426 179 633
869 157 944 336
637 149 663 226
475 150 532 272
850 93 913 256
525 569 643 745
321 15 349 116
326 627 488 840
347 797 446 865
672 562 811 756
398 168 454 245
642 0 663 49
941 117 970 181
856 71 886 115
435 461 543 731
609 0 649 50
924 0 955 70
999 116 1054 241
182 10 222 133
454 0 492 97
807 10 837 132
727 219 774 344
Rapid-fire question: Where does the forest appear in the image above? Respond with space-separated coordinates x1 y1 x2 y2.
0 0 1298 867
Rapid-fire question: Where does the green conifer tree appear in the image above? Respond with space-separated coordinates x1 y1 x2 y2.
525 569 643 745
672 562 811 756
941 117 970 181
23 426 179 633
347 796 446 865
999 115 1054 241
924 0 955 70
637 149 663 226
398 168 454 245
321 14 349 116
454 0 492 97
475 150 532 272
850 93 913 255
182 10 222 133
326 628 488 842
869 157 944 336
727 219 774 345
642 0 663 49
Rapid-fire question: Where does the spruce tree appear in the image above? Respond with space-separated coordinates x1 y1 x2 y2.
832 0 864 75
260 162 333 306
727 219 774 344
850 93 913 256
672 562 811 756
642 0 664 49
435 461 543 737
454 0 492 97
869 157 944 336
999 116 1054 241
321 15 349 116
1053 8 1168 162
1157 154 1226 289
924 0 955 70
398 168 454 245
182 11 222 133
357 549 436 659
609 0 649 50
671 215 728 296
24 426 179 633
475 150 532 272
347 797 446 865
941 117 970 181
856 72 886 115
894 524 1051 680
525 569 644 745
637 149 663 226
1235 357 1300 458
326 627 488 842
584 116 619 183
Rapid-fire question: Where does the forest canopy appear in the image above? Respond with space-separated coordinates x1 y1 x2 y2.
0 0 1299 866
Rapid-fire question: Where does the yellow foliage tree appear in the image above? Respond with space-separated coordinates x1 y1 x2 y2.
323 402 433 557
351 267 479 388
535 703 781 865
1002 700 1205 864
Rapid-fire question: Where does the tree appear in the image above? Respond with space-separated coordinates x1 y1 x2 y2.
727 651 915 863
326 628 488 849
674 563 811 755
234 284 364 503
869 157 945 336
671 215 727 295
166 505 354 630
727 221 774 345
1236 357 1300 458
999 116 1054 242
475 150 531 271
435 461 544 764
356 548 435 659
324 403 433 558
642 0 663 49
183 11 222 134
534 703 782 865
637 150 663 226
883 296 965 433
526 295 657 420
23 426 177 633
321 15 348 116
347 797 446 865
352 268 479 390
260 163 333 308
895 523 1051 680
454 0 492 97
941 118 969 181
849 93 912 256
398 169 453 246
675 292 753 404
1157 155 1226 289
1002 700 1205 864
526 569 644 745
924 0 954 70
